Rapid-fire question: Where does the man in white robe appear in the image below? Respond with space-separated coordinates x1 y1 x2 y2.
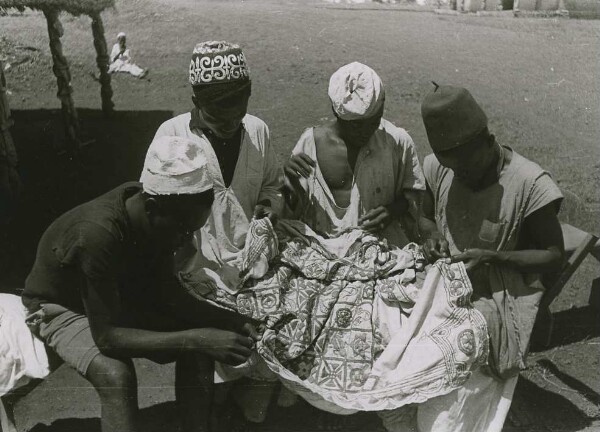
153 40 283 429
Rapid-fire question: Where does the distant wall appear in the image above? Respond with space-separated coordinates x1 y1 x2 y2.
323 0 600 16
562 0 600 18
457 0 600 17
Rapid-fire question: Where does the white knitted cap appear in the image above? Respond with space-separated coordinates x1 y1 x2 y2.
328 62 385 120
140 136 213 195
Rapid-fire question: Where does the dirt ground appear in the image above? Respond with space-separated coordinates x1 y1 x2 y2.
1 0 599 431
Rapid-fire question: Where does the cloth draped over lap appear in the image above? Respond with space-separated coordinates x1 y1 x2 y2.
0 294 50 396
180 218 489 413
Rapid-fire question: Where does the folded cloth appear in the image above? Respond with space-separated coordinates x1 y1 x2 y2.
181 219 488 413
0 294 50 396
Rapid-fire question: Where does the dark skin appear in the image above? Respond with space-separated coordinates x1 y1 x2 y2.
79 190 261 432
285 104 410 233
420 131 564 273
191 88 277 222
84 191 260 364
113 36 127 62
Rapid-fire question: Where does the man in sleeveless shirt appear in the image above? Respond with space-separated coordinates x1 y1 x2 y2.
22 136 260 432
412 84 565 432
284 62 425 247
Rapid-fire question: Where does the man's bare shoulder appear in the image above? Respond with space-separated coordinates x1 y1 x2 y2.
313 122 344 151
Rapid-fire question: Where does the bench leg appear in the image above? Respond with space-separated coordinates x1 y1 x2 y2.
0 397 17 432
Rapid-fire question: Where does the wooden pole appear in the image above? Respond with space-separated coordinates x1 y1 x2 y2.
90 12 114 116
0 60 21 220
43 7 80 154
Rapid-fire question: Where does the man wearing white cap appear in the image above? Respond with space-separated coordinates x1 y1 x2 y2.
284 62 425 247
22 136 260 432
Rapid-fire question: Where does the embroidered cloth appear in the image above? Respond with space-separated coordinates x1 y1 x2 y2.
181 218 488 412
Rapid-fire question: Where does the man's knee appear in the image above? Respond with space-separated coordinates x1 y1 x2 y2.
86 354 136 394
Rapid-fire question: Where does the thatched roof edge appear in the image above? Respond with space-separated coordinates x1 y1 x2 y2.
0 0 115 15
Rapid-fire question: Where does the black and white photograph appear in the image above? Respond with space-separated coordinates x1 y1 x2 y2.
1 0 599 431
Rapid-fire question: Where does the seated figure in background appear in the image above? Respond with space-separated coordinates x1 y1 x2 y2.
108 32 148 78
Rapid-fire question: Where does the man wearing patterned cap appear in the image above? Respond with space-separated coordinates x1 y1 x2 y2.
155 41 282 268
153 40 283 428
414 84 564 432
284 62 425 247
22 136 260 432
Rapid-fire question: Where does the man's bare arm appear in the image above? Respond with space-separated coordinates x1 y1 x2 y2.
451 204 565 273
419 184 450 261
81 278 256 365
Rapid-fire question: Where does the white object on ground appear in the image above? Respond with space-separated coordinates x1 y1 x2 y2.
0 294 49 397
108 43 146 78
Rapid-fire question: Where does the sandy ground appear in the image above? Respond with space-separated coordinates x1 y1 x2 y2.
1 0 599 430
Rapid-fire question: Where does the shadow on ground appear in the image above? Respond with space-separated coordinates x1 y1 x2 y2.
27 401 178 432
530 304 600 353
0 108 173 292
507 375 597 431
20 378 598 432
544 306 600 350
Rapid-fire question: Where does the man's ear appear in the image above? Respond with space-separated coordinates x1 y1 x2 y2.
487 133 496 147
144 197 159 217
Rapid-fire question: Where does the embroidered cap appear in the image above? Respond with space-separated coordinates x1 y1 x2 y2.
189 41 250 86
140 136 213 195
421 84 488 151
328 62 385 121
117 32 126 40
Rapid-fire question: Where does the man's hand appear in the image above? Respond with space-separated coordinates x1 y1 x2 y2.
359 206 393 233
240 322 262 343
450 248 496 271
187 328 256 366
284 153 316 179
423 232 450 263
254 204 277 223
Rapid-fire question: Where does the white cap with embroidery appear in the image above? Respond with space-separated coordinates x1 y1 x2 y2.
328 62 385 121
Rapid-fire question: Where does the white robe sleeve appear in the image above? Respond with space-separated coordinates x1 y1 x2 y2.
257 123 284 214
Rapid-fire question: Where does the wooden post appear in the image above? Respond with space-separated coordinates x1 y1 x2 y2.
42 7 80 154
90 12 114 116
0 60 21 219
